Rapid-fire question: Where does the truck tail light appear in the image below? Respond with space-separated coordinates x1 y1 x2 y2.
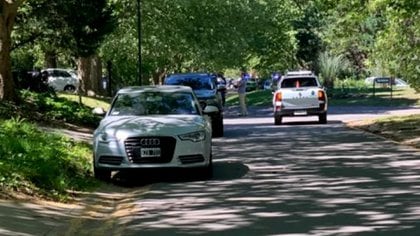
318 90 326 110
275 92 282 102
318 91 325 101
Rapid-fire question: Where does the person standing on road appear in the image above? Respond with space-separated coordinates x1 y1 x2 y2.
217 73 227 106
237 71 248 116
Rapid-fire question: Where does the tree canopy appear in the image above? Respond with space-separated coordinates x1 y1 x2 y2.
0 0 419 102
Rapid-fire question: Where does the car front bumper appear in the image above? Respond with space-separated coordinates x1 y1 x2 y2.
93 136 211 171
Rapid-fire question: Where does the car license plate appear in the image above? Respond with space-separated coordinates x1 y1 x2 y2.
141 148 161 158
294 110 307 116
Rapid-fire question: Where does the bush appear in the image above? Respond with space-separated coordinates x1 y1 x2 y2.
19 90 101 128
0 117 97 200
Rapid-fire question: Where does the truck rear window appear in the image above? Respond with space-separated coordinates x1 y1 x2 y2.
281 77 318 88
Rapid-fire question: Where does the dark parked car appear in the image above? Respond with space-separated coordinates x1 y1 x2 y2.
164 73 224 137
246 78 258 92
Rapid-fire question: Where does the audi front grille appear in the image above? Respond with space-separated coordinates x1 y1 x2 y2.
124 137 176 164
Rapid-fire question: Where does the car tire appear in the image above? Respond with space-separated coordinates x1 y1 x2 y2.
212 116 224 137
274 116 282 125
64 85 76 93
319 113 327 124
94 167 111 182
198 153 213 180
205 154 213 179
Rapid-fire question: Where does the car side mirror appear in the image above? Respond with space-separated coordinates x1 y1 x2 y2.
203 105 219 114
92 107 106 116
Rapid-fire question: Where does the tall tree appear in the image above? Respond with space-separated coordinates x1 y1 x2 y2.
369 0 419 90
101 0 298 86
0 0 24 102
55 0 115 95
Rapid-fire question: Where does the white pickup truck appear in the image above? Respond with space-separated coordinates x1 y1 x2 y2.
272 71 328 125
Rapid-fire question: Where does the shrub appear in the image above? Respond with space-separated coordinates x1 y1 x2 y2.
0 117 97 200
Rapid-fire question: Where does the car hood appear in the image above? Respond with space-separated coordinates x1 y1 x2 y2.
193 89 216 99
94 115 208 140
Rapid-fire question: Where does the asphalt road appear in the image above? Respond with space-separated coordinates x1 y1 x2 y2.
1 106 420 235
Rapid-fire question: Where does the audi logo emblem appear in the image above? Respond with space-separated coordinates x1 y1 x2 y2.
140 138 160 146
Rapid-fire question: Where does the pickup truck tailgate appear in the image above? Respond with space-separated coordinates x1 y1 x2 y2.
282 88 319 109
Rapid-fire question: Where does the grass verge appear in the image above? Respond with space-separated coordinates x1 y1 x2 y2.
347 114 420 149
0 117 98 201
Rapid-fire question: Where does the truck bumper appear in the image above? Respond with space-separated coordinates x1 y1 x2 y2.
274 107 326 117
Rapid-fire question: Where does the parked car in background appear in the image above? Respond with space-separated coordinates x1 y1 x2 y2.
263 79 272 90
365 76 409 88
92 85 213 181
42 68 79 92
246 78 258 92
164 72 224 137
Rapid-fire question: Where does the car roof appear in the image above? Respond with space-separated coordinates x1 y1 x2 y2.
116 85 193 95
43 68 74 72
286 70 314 76
166 72 214 78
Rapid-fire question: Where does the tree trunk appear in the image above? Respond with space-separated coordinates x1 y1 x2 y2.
0 1 22 102
77 55 102 96
90 55 101 94
77 57 92 96
44 50 57 68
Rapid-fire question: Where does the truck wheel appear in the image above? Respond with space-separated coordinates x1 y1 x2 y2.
274 116 282 125
94 167 111 182
319 113 327 124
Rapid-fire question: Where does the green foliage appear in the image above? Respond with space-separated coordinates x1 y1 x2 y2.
18 90 101 128
101 0 298 86
368 0 420 91
0 118 96 200
318 52 351 88
226 90 272 107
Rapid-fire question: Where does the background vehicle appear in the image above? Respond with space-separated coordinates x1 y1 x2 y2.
263 79 272 90
92 85 213 181
164 73 224 137
246 78 258 91
42 68 80 92
365 76 409 88
272 70 328 125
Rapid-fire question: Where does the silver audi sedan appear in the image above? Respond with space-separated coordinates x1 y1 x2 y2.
92 86 213 181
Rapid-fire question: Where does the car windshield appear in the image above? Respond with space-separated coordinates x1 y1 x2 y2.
165 75 214 90
109 91 199 116
281 77 318 88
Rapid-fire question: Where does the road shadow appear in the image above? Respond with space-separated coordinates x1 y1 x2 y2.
108 161 250 188
118 120 420 236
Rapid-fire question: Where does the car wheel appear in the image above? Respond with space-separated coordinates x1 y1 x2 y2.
64 85 76 92
274 116 282 125
212 116 224 137
205 154 213 179
198 153 213 180
319 113 327 124
94 167 111 182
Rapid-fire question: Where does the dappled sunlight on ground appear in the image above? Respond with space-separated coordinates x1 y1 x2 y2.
110 120 420 235
1 113 420 235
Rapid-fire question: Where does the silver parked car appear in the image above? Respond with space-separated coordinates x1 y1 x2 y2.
42 68 80 92
92 85 213 181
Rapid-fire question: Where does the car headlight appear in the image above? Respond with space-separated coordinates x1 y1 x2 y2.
97 132 118 143
179 131 206 142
